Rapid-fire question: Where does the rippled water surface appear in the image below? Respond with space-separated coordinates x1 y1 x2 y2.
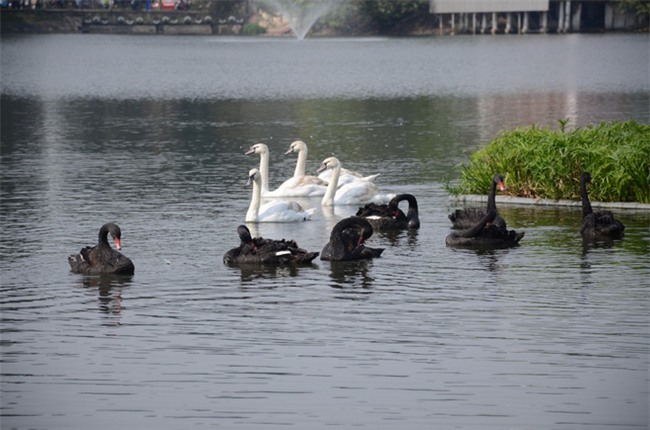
1 34 649 429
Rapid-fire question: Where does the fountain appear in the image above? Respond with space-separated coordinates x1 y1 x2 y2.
256 0 342 40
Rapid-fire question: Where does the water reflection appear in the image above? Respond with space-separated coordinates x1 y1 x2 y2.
474 248 508 274
375 228 420 247
327 260 374 291
230 262 314 282
1 34 649 430
76 274 132 318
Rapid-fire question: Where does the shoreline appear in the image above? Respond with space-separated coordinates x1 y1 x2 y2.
450 195 650 211
1 7 647 36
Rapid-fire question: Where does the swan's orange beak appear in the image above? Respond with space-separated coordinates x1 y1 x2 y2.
114 237 122 250
498 181 505 191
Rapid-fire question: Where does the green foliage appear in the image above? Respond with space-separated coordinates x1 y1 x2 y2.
620 0 650 17
359 0 431 32
242 22 266 35
446 120 650 203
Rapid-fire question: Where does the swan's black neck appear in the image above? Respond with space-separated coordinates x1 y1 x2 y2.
580 175 593 218
391 194 419 223
332 217 371 240
391 193 417 209
456 209 497 238
486 178 499 213
98 223 121 250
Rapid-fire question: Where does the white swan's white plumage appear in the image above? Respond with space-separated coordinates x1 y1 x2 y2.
246 142 327 198
318 157 380 206
318 161 384 188
282 140 329 196
245 168 315 223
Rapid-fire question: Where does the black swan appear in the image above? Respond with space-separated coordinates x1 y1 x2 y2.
449 173 507 230
580 172 625 239
356 193 420 230
321 217 384 261
446 208 524 249
68 223 135 275
223 225 319 265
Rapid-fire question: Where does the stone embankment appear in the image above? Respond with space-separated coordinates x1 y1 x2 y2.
0 9 243 35
451 195 650 211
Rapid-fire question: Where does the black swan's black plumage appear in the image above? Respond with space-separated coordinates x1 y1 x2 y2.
68 223 135 275
356 193 420 230
446 208 524 248
321 217 384 261
223 225 319 265
449 173 507 230
579 172 625 239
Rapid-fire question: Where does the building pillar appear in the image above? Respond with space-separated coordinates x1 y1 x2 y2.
472 13 477 34
604 3 614 30
522 12 529 33
450 13 455 35
506 12 512 33
572 1 582 32
541 11 548 33
481 13 487 33
564 1 572 32
439 14 444 35
492 12 498 34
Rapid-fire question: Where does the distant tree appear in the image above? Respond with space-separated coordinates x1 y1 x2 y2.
620 0 650 16
360 0 431 33
619 0 649 29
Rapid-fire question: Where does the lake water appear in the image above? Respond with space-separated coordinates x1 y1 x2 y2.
1 33 649 430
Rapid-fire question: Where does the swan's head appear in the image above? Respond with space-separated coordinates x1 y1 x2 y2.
237 225 255 247
285 140 306 155
318 156 340 173
580 172 592 184
247 168 261 186
493 173 505 191
245 143 268 156
102 223 123 250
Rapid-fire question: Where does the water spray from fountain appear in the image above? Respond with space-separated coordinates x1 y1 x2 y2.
256 0 343 40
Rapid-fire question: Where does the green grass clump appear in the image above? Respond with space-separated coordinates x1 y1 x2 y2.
242 23 266 35
446 120 650 203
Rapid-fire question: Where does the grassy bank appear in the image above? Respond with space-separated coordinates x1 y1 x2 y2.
446 120 650 203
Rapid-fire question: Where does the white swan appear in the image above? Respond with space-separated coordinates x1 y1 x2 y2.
318 157 380 206
246 142 327 197
283 140 329 196
288 140 379 188
317 158 381 187
245 168 315 223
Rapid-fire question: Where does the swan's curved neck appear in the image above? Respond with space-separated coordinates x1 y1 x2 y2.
257 151 270 194
322 164 341 206
332 217 363 240
246 177 262 222
98 226 110 246
580 178 593 218
486 180 498 213
294 147 307 177
456 209 496 238
401 194 418 212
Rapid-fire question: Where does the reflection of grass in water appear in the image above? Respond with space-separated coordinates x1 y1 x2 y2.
447 120 650 203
